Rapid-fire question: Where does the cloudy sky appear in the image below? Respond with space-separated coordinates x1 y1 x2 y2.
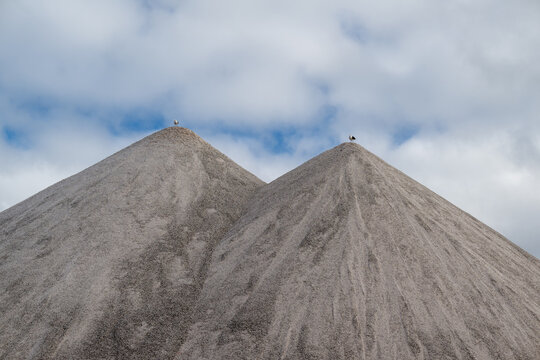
1 0 539 257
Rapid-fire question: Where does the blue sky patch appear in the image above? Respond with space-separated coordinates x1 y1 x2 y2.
108 109 166 136
263 129 297 154
194 122 299 155
391 124 419 146
2 126 31 149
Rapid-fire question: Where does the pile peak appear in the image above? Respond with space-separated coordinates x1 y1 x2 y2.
146 126 200 141
128 126 208 151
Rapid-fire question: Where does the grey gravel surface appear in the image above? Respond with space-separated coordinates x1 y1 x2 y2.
178 142 540 360
1 128 539 360
0 127 263 359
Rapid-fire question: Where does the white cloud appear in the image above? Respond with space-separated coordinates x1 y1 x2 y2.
381 131 540 257
0 0 538 256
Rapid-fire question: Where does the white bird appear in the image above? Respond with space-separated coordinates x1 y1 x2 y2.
173 119 179 126
348 135 356 142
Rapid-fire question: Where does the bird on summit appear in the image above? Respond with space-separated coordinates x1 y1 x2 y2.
173 119 179 126
348 135 356 142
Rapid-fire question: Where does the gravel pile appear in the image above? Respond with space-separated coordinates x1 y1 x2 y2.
1 128 538 359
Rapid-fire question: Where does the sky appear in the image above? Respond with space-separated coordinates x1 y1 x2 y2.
0 0 539 258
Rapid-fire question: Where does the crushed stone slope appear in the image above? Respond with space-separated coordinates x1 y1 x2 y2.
0 127 264 360
178 142 540 360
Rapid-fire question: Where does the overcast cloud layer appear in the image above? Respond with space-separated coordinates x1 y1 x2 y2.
0 0 539 257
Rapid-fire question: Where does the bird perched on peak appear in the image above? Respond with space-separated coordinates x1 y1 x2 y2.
349 135 356 142
173 119 179 126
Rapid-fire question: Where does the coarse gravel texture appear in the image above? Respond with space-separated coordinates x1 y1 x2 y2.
1 128 539 360
178 142 540 360
0 127 264 359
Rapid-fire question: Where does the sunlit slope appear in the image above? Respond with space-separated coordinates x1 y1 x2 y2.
179 142 540 360
0 127 264 359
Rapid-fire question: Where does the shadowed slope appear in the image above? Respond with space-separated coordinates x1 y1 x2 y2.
178 142 540 360
0 127 264 359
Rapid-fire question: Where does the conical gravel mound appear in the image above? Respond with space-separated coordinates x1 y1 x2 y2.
0 127 264 359
178 142 540 360
1 131 539 360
